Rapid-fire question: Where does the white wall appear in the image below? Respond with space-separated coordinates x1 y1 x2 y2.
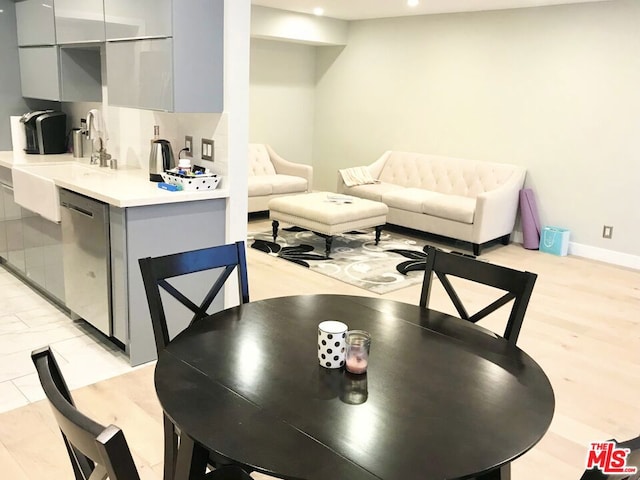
251 5 348 46
312 0 640 258
249 38 316 166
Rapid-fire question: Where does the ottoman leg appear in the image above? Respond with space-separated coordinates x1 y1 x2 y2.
272 220 279 243
375 225 383 245
325 236 333 257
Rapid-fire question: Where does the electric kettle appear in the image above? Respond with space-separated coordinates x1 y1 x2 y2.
149 139 175 182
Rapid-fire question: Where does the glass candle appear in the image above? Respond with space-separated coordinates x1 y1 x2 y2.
345 330 371 374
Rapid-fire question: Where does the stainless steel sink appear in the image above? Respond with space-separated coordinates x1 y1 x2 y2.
12 162 112 222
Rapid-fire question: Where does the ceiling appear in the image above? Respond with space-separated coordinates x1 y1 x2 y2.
251 0 609 20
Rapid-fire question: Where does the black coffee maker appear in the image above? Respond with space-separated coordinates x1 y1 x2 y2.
20 110 67 154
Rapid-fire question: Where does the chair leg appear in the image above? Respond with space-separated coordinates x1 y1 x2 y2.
174 432 209 480
475 463 511 480
163 414 179 480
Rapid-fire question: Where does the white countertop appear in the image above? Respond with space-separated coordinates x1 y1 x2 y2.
0 151 229 208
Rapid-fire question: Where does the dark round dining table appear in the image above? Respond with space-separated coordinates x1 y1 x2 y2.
154 294 555 480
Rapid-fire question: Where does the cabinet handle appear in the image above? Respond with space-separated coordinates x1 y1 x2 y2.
61 202 94 218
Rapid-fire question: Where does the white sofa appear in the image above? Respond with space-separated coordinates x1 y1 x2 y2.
337 151 526 255
248 144 313 213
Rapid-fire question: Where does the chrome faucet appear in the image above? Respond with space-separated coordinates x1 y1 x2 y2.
86 109 110 167
89 138 111 167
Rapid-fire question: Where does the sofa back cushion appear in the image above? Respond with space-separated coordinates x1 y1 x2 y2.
378 151 519 198
248 144 276 176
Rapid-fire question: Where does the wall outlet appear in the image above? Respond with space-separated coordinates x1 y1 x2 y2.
602 225 613 239
201 138 214 161
184 136 193 157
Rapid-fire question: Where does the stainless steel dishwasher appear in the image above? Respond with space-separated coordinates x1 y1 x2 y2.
60 189 111 336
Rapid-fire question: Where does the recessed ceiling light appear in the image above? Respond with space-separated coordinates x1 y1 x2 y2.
407 0 420 7
313 7 324 16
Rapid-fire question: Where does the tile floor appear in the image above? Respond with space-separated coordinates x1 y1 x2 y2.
0 265 134 413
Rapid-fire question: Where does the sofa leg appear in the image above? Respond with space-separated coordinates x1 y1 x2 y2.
501 234 511 245
271 220 279 243
472 243 481 256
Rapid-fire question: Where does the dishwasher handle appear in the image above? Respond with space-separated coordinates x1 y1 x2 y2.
61 201 94 219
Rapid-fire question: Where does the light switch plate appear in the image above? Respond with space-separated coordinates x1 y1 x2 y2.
184 136 193 158
201 138 214 161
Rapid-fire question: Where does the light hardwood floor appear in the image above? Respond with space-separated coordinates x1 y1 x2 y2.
1 217 638 479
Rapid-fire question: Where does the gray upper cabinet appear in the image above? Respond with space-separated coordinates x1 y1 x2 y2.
18 46 61 100
106 39 173 112
106 0 223 113
54 0 105 44
15 0 56 46
104 0 172 40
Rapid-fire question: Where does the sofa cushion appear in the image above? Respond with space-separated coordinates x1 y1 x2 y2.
248 175 309 197
345 182 404 202
248 144 276 176
381 188 443 213
383 188 475 223
248 176 273 196
422 194 476 224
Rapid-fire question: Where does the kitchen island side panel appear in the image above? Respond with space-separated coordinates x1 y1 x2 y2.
123 199 227 366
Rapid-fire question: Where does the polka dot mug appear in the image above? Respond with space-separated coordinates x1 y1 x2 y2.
317 320 348 369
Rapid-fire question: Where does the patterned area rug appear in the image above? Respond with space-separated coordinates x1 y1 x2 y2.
249 226 434 294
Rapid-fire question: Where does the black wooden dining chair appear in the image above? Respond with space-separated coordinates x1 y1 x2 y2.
580 434 640 480
138 240 250 355
31 346 253 480
420 245 537 345
138 240 250 480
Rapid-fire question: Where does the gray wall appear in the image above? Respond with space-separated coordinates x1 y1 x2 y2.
0 1 59 150
313 0 640 257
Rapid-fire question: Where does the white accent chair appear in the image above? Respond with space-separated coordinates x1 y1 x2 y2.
338 151 526 255
248 144 313 213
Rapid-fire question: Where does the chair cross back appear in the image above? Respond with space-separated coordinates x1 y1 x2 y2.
139 241 249 355
32 346 255 480
31 346 140 480
420 246 537 344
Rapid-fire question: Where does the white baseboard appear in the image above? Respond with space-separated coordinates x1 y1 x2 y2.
512 231 639 270
568 242 640 270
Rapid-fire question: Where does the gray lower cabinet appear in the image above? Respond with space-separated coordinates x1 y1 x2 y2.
0 183 7 261
22 210 65 303
110 198 226 366
0 181 64 303
2 183 26 273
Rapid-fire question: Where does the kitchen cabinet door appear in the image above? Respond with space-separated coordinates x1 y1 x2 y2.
22 210 45 288
54 0 105 44
104 0 171 40
18 46 61 101
1 184 26 274
41 216 65 303
0 183 7 261
15 0 56 46
106 39 173 111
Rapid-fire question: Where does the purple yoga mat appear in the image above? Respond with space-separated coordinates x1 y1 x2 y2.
519 188 541 250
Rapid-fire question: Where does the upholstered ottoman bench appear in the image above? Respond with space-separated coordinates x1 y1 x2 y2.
268 192 389 256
